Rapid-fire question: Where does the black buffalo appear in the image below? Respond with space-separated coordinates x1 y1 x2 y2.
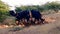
31 10 44 24
9 10 45 26
9 10 30 25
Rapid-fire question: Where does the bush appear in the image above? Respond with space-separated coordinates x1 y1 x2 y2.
0 0 9 22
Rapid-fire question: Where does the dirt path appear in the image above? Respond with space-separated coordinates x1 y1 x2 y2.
0 13 60 34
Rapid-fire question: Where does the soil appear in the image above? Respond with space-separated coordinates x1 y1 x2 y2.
0 13 60 34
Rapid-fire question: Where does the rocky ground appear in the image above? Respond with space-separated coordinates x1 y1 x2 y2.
0 13 60 34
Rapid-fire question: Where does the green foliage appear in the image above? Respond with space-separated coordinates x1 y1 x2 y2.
43 2 60 12
15 5 40 13
15 1 60 13
0 0 9 22
15 7 22 13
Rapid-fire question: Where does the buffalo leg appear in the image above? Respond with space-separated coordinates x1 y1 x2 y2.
15 20 19 25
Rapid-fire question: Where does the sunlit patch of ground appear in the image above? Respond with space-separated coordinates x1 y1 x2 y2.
0 25 9 28
0 25 25 29
45 17 56 23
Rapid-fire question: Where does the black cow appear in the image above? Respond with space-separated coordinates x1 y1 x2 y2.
9 10 45 26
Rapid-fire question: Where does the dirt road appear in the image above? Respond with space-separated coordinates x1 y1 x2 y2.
0 13 60 34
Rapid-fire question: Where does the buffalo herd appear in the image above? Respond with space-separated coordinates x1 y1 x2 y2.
9 10 47 26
